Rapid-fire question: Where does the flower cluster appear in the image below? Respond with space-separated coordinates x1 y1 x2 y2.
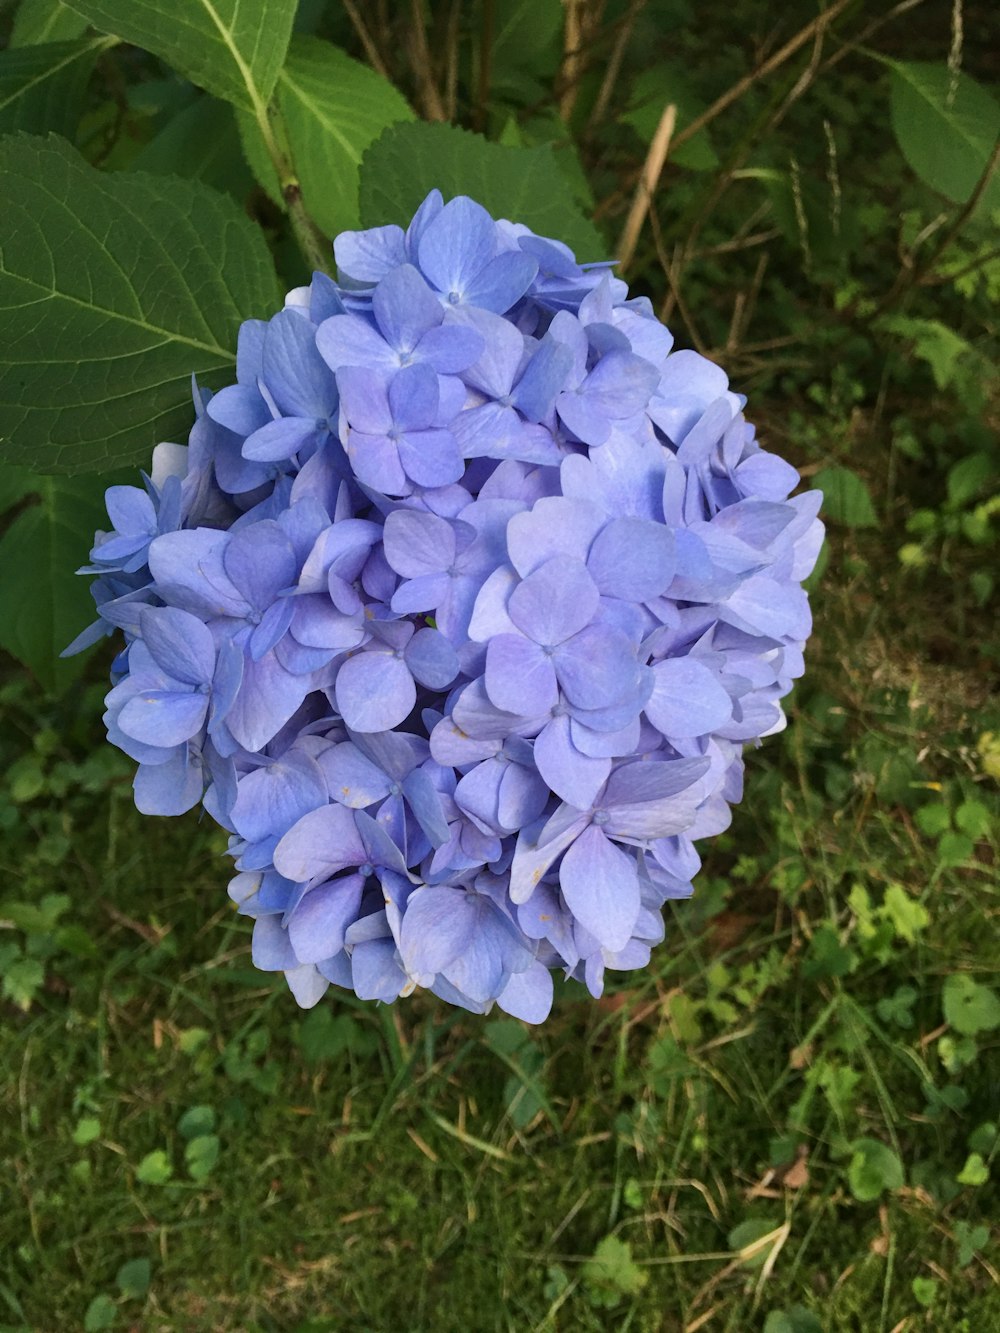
71 192 823 1023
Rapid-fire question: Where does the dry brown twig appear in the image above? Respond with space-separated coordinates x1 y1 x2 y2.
341 0 391 80
617 101 677 273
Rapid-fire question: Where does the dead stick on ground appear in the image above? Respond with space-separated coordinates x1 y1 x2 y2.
617 102 677 273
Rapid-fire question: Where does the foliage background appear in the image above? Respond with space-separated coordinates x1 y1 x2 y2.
0 0 997 1329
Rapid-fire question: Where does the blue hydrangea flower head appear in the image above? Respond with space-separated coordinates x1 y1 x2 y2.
70 192 824 1024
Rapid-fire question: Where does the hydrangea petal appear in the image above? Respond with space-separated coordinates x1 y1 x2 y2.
560 824 639 952
289 874 366 964
336 651 416 732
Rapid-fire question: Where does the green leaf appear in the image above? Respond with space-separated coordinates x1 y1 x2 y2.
943 973 1000 1036
881 883 929 943
177 1104 216 1140
956 797 995 839
728 1219 780 1270
11 0 88 46
184 1133 220 1181
64 0 296 113
938 830 974 865
72 1116 101 1146
812 466 878 529
296 1008 375 1064
0 467 131 688
914 802 950 838
846 1137 904 1201
803 924 857 979
238 37 414 241
0 37 111 138
947 456 995 508
491 0 562 83
968 1122 998 1155
359 121 606 261
890 62 1000 212
114 1258 151 1299
135 1149 173 1184
0 133 280 473
763 1309 823 1333
83 1293 117 1331
875 984 917 1029
954 1220 989 1267
622 63 718 172
133 96 254 201
956 1152 990 1187
1 955 45 1008
581 1236 648 1306
911 1276 938 1308
879 316 976 391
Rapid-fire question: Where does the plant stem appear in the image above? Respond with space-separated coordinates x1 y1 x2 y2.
253 98 332 276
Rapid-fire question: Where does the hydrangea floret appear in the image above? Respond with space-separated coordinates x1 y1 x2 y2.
69 192 823 1023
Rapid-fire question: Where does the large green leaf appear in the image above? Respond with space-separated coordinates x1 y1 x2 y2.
64 0 296 113
890 62 1000 212
359 121 606 260
0 465 128 690
10 0 88 46
239 37 415 241
813 466 877 529
0 133 281 473
0 36 111 138
133 95 254 201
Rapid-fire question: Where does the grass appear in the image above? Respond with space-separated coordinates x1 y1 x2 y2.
2 496 998 1332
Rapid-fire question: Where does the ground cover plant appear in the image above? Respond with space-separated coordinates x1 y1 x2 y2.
1 0 998 1329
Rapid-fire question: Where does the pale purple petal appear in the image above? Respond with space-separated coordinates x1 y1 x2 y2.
316 314 396 373
336 650 416 732
263 308 338 418
226 653 310 752
534 714 610 809
389 361 438 432
405 627 459 689
336 365 392 432
252 914 298 971
289 875 366 963
508 557 598 646
587 517 676 600
382 508 455 577
346 431 408 495
118 690 208 747
223 523 297 608
496 961 553 1023
335 223 407 284
133 748 203 815
373 264 442 353
417 196 496 297
560 825 639 952
284 963 330 1008
466 250 538 313
322 741 394 808
230 750 326 843
274 803 366 882
396 428 464 487
243 416 320 463
485 634 558 714
646 658 733 739
399 885 476 978
505 497 603 577
553 624 638 709
140 606 215 686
